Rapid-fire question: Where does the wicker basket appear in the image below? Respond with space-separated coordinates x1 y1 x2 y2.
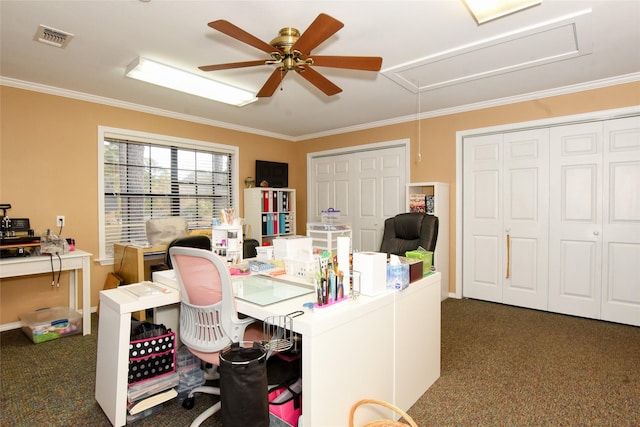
349 399 418 427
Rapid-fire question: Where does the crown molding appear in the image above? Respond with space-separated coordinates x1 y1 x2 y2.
295 72 640 141
0 77 291 141
3 72 639 142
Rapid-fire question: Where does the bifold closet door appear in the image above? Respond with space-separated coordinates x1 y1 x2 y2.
549 116 640 326
463 129 549 310
601 116 640 326
309 145 406 252
548 122 603 319
463 133 504 303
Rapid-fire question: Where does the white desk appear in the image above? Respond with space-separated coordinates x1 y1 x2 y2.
0 250 92 335
96 272 441 426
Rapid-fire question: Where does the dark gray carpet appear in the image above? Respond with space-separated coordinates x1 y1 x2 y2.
410 299 640 426
1 299 638 426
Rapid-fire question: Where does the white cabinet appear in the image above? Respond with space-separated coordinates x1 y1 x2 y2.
244 188 296 246
463 116 640 326
306 226 352 253
406 182 449 299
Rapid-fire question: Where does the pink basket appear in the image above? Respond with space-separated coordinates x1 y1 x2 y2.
128 331 176 385
269 377 302 427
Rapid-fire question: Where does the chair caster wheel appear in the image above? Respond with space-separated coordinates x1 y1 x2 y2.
182 397 195 410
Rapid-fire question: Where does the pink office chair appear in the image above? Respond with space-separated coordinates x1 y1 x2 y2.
169 246 263 427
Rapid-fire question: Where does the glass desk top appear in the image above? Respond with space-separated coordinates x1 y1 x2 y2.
232 275 314 306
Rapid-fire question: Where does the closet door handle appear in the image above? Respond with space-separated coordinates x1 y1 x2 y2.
505 233 511 279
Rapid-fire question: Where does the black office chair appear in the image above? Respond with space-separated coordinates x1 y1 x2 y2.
243 238 260 259
150 235 211 272
379 213 438 256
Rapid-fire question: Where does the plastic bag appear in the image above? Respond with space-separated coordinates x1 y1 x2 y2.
40 229 69 255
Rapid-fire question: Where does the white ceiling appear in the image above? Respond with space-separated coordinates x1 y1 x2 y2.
1 1 639 140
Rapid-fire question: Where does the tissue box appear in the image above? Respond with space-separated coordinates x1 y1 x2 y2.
387 264 410 290
405 250 433 276
353 252 387 296
273 236 312 260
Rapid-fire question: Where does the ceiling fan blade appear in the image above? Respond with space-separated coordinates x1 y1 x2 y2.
310 56 383 71
208 20 281 55
198 60 267 71
199 60 269 72
291 13 344 55
295 66 342 96
257 68 288 97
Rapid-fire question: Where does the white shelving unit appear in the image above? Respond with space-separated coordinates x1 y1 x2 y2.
406 182 449 300
306 224 352 253
212 225 243 264
244 188 296 246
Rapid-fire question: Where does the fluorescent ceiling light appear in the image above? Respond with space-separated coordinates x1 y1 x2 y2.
125 57 257 107
463 0 542 24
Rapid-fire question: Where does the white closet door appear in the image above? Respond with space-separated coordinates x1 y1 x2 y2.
463 130 549 309
601 116 640 325
352 147 406 251
309 145 406 252
549 122 603 319
463 134 504 302
502 129 549 310
309 153 351 223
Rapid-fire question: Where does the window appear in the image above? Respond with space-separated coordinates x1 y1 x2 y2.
98 127 238 262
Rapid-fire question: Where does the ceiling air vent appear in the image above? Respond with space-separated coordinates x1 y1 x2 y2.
33 24 74 48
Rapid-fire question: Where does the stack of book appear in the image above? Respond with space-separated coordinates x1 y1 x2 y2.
409 194 426 213
409 194 435 214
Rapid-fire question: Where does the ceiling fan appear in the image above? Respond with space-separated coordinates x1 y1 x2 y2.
199 13 383 97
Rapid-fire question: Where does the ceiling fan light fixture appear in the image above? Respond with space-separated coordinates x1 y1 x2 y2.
125 57 257 106
463 0 542 24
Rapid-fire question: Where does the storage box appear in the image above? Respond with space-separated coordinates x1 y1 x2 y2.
269 377 302 427
273 236 312 260
129 331 176 385
256 246 274 261
398 256 423 283
19 306 82 344
284 255 329 283
405 250 433 276
320 208 341 224
353 252 387 296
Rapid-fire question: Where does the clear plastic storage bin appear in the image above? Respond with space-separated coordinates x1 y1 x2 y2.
20 306 82 344
320 208 341 224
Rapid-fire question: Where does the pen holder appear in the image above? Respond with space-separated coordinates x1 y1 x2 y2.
313 296 348 311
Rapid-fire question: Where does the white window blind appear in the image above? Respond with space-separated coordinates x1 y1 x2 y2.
99 129 237 261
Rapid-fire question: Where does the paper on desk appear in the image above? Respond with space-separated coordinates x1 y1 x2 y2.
122 282 172 298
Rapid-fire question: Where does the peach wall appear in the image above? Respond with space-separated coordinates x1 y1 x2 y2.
297 81 640 294
1 81 638 324
0 86 296 323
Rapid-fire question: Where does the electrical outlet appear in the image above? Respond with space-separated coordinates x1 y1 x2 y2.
56 215 65 227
